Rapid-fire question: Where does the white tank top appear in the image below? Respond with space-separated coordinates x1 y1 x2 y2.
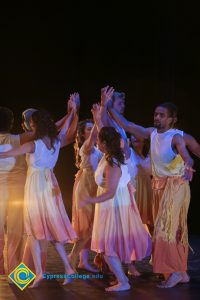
95 155 130 188
26 139 60 169
0 133 26 183
150 128 185 177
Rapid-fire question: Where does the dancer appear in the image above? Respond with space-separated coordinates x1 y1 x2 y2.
106 100 195 287
0 103 78 287
0 107 36 275
100 88 148 276
125 136 153 277
21 95 79 273
21 108 48 274
69 119 102 272
106 99 198 216
80 107 151 292
130 136 153 232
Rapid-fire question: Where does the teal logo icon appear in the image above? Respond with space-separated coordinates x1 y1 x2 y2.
8 262 36 290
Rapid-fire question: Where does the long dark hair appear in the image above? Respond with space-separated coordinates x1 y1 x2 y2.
98 127 125 167
31 110 58 151
74 119 94 168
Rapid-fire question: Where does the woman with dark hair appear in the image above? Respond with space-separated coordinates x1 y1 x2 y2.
69 119 102 272
80 111 151 291
0 103 77 288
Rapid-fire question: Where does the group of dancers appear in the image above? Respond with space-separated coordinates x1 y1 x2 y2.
0 86 199 291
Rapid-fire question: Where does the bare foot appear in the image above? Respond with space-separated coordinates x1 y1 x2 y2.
181 272 190 283
128 265 141 277
110 279 118 286
62 265 76 285
28 273 43 288
161 272 190 285
78 263 98 273
157 272 183 288
105 282 130 292
63 275 74 285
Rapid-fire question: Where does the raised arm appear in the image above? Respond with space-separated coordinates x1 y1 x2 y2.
56 115 68 131
55 93 77 130
108 105 152 140
59 99 77 148
79 163 121 207
173 134 195 181
56 93 79 144
91 103 103 132
82 125 98 155
100 86 115 127
184 133 200 159
0 142 35 158
64 93 79 144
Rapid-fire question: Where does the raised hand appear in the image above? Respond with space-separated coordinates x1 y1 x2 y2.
71 92 80 110
91 103 101 123
101 86 115 107
67 99 75 113
68 92 80 112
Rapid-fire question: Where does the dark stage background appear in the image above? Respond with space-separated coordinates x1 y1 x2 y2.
1 2 200 233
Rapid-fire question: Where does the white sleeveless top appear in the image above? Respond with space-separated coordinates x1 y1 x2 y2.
126 148 139 181
79 142 102 172
26 139 60 169
95 155 130 188
0 133 26 183
137 154 152 176
150 128 185 177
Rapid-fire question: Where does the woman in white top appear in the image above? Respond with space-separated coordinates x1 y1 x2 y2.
0 104 77 288
80 123 151 292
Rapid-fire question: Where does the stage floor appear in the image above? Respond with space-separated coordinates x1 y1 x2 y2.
0 235 200 300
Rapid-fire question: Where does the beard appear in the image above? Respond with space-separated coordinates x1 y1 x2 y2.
154 122 161 129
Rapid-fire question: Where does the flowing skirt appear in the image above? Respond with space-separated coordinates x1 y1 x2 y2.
72 169 97 246
135 174 153 226
91 183 152 263
152 177 190 273
24 167 77 243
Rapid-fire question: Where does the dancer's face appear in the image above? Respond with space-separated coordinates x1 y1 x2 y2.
96 135 106 153
113 97 125 115
154 107 173 132
84 122 94 140
29 117 36 131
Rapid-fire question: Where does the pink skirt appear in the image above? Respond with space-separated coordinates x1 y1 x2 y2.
91 183 152 263
24 167 77 243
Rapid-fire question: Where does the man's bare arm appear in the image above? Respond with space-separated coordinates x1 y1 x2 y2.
173 134 195 181
184 133 200 159
108 106 152 140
